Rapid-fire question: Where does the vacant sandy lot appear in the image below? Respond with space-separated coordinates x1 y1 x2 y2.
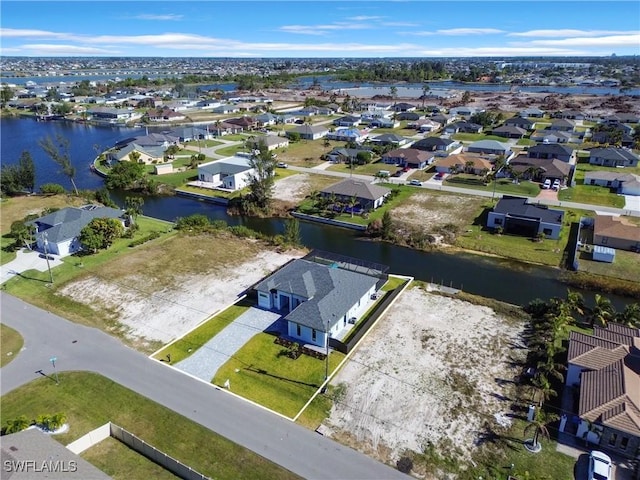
390 192 485 233
272 172 341 203
59 249 301 344
323 286 525 467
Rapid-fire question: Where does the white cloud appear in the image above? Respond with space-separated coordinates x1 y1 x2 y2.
19 44 119 55
133 14 184 21
347 15 383 21
382 21 420 27
436 28 505 35
529 34 640 47
417 46 590 57
279 22 371 35
0 28 71 39
509 29 637 37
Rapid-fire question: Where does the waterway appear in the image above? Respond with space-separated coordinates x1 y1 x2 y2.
0 118 633 307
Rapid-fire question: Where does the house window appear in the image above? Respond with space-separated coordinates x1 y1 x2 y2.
601 237 608 245
296 324 301 337
543 228 552 236
494 218 503 225
620 436 629 450
609 433 618 446
312 329 316 341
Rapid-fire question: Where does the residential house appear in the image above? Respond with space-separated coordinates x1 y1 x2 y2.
109 143 165 165
226 116 257 131
87 107 133 124
382 148 433 169
393 102 417 112
28 205 126 257
508 155 572 184
584 172 640 196
443 121 483 135
145 108 186 123
589 148 639 168
509 153 573 185
247 135 290 151
564 324 640 456
448 106 481 118
412 137 459 154
369 117 400 129
369 133 409 147
528 143 575 163
518 107 545 118
320 178 391 211
255 113 278 127
288 124 329 140
466 140 512 158
530 130 572 144
593 215 640 251
209 121 243 136
492 125 527 139
326 127 365 143
435 153 492 175
396 112 421 122
487 196 564 239
431 113 454 126
602 113 640 125
197 156 255 191
254 259 379 348
548 119 576 132
169 127 212 142
211 104 240 114
326 147 373 164
333 115 361 127
409 119 441 132
554 110 586 120
504 116 536 130
591 129 635 149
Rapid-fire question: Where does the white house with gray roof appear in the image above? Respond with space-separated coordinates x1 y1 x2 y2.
28 205 126 257
197 156 255 191
254 259 379 348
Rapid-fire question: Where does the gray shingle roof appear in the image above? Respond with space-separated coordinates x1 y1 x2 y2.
28 206 124 244
199 157 252 176
254 259 378 331
493 196 564 225
590 147 639 162
320 178 391 201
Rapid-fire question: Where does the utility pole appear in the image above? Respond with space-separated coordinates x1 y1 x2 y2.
42 232 53 284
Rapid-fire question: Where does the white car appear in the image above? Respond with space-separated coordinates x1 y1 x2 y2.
542 178 551 189
552 179 561 191
588 450 612 480
408 180 422 186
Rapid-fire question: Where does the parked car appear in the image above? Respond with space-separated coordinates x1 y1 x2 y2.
277 162 288 168
408 179 422 186
542 178 551 189
588 451 612 480
552 179 561 191
434 172 445 180
39 253 54 261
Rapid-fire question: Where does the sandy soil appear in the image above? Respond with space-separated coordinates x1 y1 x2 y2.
58 250 301 344
322 286 525 467
272 173 314 202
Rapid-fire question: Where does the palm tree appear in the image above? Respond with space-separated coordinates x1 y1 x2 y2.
536 356 565 383
529 374 557 407
4 415 31 434
589 294 615 327
524 410 558 452
349 194 359 218
566 290 586 318
38 134 79 195
615 303 640 328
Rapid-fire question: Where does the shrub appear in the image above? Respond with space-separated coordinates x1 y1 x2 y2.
175 214 211 231
129 231 160 247
40 183 66 194
228 225 256 238
396 456 413 473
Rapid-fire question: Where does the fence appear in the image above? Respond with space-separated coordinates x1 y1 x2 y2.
110 423 210 480
66 423 111 454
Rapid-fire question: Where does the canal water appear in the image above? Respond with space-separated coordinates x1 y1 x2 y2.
0 117 633 307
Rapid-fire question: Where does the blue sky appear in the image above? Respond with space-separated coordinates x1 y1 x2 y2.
1 1 639 57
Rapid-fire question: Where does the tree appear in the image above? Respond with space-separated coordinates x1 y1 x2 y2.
125 196 144 225
105 161 146 190
461 91 472 104
288 131 301 142
529 374 557 407
38 135 78 195
283 218 301 246
589 294 615 327
616 303 640 328
523 409 557 452
421 83 430 109
356 151 372 165
381 210 393 240
9 220 35 251
566 290 586 318
348 194 359 217
246 144 277 211
79 218 124 253
0 85 13 108
17 151 35 192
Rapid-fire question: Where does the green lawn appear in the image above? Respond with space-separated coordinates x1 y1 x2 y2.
214 144 246 157
558 183 626 208
326 161 395 176
0 323 23 367
1 216 175 338
0 373 300 480
451 133 509 142
213 333 345 420
82 437 180 480
152 298 253 364
578 249 640 283
445 175 541 197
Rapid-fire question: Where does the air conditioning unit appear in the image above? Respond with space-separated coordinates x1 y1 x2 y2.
349 317 356 324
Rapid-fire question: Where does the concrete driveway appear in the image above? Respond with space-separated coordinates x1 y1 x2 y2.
622 194 640 215
0 249 61 285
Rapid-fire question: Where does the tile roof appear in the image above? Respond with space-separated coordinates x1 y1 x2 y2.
509 155 572 177
594 215 640 243
438 153 493 171
320 178 391 201
254 259 378 331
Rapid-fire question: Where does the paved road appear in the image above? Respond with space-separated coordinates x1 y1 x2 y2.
0 292 405 480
